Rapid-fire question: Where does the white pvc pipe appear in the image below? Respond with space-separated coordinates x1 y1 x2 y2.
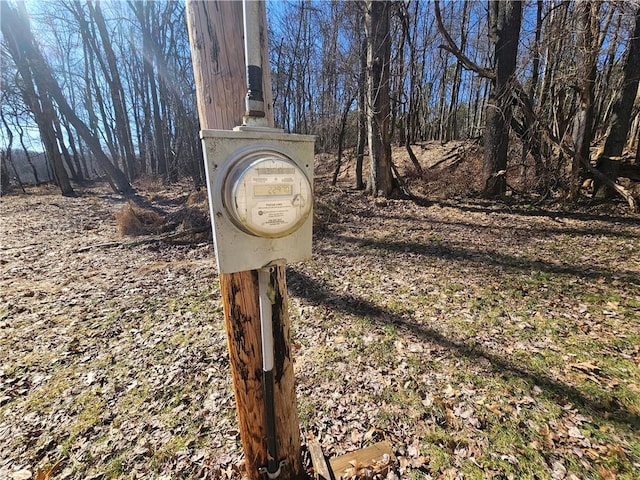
258 268 274 372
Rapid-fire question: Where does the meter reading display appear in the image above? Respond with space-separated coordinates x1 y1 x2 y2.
223 153 312 238
253 184 293 196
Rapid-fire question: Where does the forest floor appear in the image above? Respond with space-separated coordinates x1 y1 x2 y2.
1 143 640 480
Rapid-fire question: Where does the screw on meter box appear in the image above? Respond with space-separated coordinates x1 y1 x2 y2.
200 127 315 274
224 153 312 238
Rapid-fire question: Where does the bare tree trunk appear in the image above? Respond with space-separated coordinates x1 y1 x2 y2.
2 3 131 194
16 123 41 184
538 1 570 136
637 127 640 163
437 49 449 142
356 37 367 190
446 0 470 142
332 95 356 185
0 111 25 193
571 1 601 200
1 3 75 196
0 151 9 194
52 114 78 181
404 1 419 144
522 0 544 178
482 0 522 197
61 117 86 181
87 1 137 180
128 2 168 178
365 0 393 197
595 9 622 135
595 6 640 198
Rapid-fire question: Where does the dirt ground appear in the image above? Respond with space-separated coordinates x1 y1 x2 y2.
1 146 639 479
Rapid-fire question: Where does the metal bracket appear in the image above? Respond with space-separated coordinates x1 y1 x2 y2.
259 459 287 479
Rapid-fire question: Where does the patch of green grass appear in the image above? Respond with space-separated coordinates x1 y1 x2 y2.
580 421 640 477
579 290 622 306
105 456 124 479
627 440 640 469
22 374 71 415
150 435 192 472
388 298 410 314
376 409 396 430
59 434 76 458
595 442 640 480
166 289 220 316
612 384 640 416
457 463 488 480
363 337 397 366
424 442 452 474
112 384 151 427
385 384 423 414
317 345 342 365
297 396 317 426
72 390 106 437
607 333 640 356
409 470 431 480
526 351 554 373
442 282 466 295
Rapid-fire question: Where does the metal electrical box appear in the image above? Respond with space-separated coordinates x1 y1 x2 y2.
201 127 315 274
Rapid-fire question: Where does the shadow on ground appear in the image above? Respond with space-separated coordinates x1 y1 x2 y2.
287 267 640 431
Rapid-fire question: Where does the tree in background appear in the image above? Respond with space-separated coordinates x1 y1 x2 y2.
1 1 132 195
570 0 601 200
1 2 75 196
595 4 640 198
364 0 393 197
434 0 522 197
482 0 522 197
1 0 202 191
1 0 638 206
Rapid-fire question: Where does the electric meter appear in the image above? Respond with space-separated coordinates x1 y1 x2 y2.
223 151 312 238
201 127 315 274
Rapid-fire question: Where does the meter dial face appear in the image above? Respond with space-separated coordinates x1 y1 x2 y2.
223 153 312 238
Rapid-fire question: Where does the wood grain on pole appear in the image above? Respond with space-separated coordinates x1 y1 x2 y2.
185 2 303 478
186 0 245 129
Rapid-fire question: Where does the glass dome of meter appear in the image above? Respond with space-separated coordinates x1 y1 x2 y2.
223 151 312 238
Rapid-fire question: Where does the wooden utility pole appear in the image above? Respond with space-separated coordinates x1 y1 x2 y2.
185 2 304 480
